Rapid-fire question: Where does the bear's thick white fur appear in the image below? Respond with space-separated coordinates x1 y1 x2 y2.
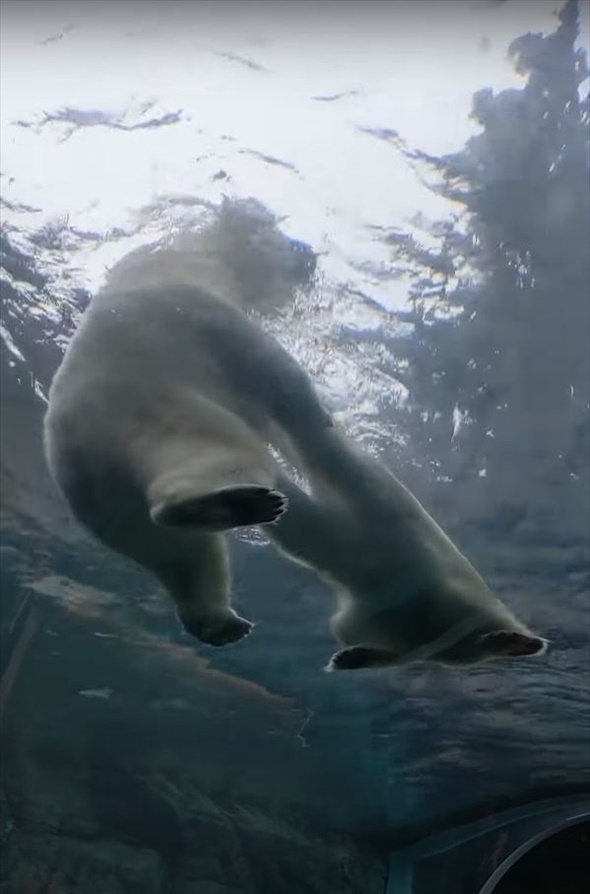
44 198 547 667
269 431 548 669
44 200 330 646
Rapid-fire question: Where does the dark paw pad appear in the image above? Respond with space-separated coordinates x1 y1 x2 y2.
483 630 548 658
153 485 287 530
181 613 254 646
325 646 380 672
221 485 288 527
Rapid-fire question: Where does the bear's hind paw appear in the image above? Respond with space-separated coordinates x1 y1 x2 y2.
481 630 549 658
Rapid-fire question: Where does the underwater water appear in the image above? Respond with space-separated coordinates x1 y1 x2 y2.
1 2 589 892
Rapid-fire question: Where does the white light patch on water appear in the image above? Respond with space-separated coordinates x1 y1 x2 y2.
2 0 585 305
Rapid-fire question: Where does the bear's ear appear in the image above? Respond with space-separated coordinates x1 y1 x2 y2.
481 630 548 658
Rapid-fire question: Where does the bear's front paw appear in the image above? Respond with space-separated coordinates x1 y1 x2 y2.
153 485 288 530
180 611 254 646
229 485 288 527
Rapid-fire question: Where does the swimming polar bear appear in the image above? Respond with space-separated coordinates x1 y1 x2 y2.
44 199 332 647
268 430 548 670
44 197 547 669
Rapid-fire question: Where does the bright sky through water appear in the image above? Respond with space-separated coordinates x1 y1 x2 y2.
1 0 589 306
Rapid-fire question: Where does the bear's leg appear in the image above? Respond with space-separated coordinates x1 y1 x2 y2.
144 415 287 531
325 645 399 672
154 533 254 647
264 470 343 570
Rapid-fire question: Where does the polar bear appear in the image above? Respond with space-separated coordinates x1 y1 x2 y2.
44 199 332 646
45 197 547 669
267 429 548 670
